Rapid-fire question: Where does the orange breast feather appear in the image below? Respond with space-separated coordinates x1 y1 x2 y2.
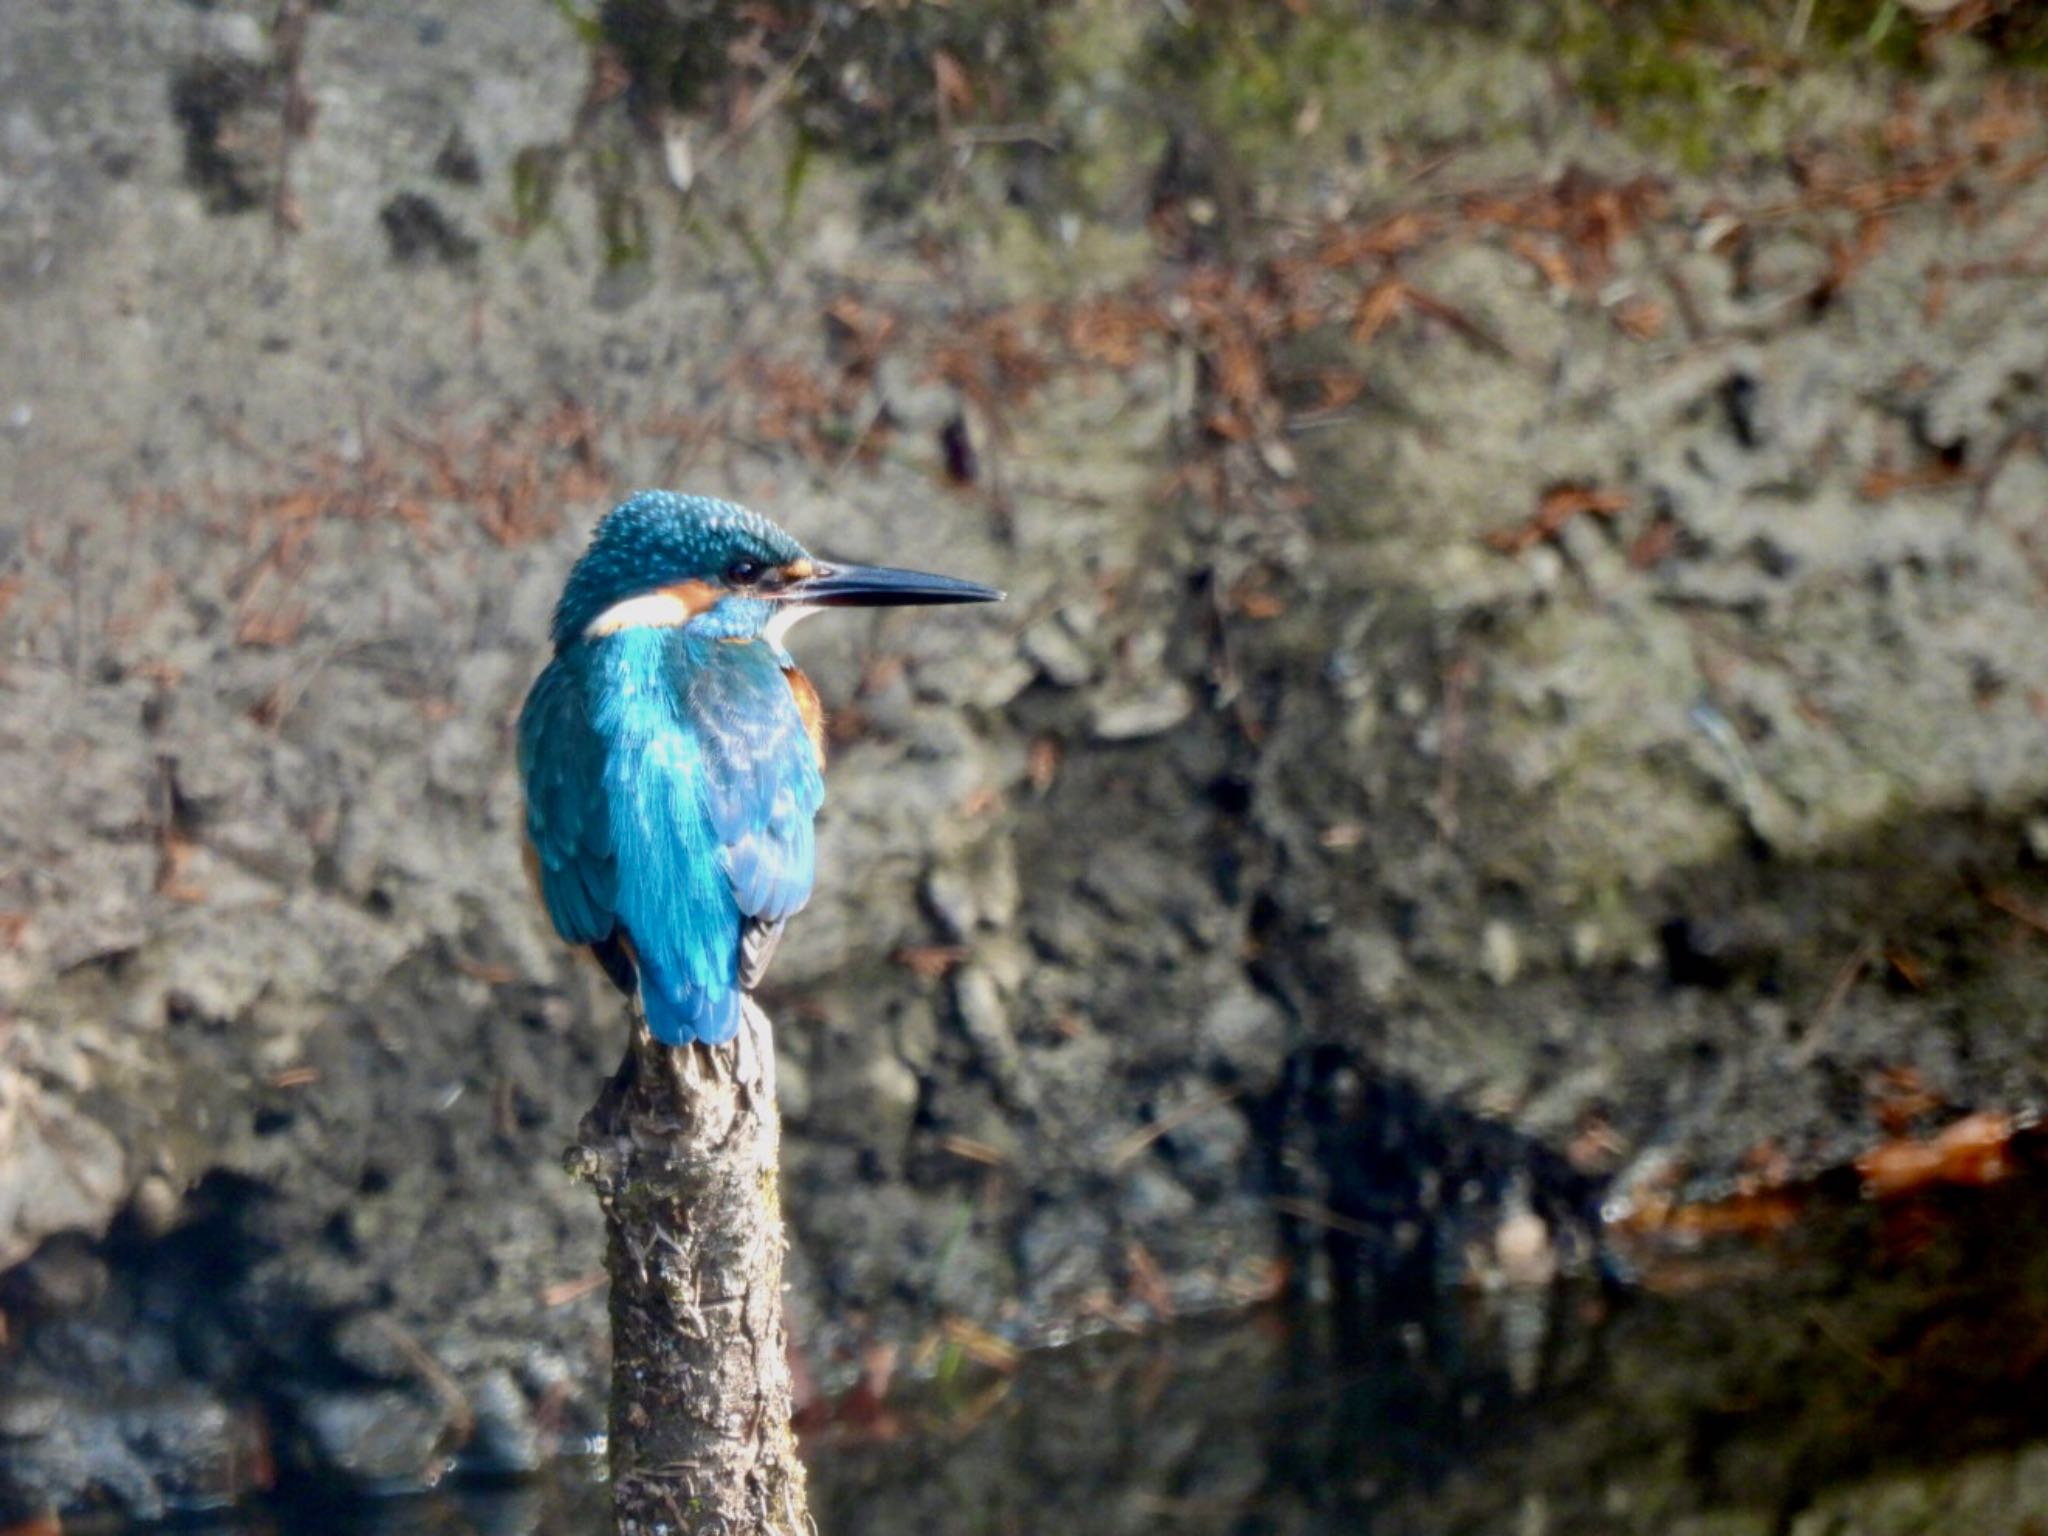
784 667 827 768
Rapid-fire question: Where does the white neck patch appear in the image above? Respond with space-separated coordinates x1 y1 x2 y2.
585 591 697 638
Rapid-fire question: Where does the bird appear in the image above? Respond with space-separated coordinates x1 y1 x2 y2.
518 490 1001 1047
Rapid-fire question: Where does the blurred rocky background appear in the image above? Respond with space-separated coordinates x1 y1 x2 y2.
2 0 2047 1524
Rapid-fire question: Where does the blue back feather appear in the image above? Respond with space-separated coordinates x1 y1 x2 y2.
517 654 617 945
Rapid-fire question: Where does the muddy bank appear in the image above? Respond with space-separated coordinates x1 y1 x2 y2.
2 0 2046 1521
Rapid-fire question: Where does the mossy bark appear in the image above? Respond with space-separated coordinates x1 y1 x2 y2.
566 1001 811 1536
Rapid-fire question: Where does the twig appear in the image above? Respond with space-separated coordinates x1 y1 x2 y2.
686 11 828 191
270 0 316 236
1791 938 1877 1067
371 1315 476 1445
1270 1196 1377 1240
1983 887 2048 940
1432 652 1477 842
1109 1087 1243 1168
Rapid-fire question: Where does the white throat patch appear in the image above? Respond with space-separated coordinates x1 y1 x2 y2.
763 602 821 647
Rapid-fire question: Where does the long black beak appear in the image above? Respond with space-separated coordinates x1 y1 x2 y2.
784 561 1003 607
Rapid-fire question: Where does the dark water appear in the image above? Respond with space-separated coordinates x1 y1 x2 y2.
72 1150 2048 1536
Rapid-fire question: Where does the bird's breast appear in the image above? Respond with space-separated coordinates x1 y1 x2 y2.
784 665 827 769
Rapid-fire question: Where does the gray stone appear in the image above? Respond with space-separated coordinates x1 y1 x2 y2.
1091 682 1194 741
1018 1204 1113 1314
464 1369 542 1475
1119 1164 1197 1227
1197 980 1287 1083
0 1387 62 1439
1481 920 1523 988
1 1234 108 1315
294 1389 451 1489
327 1312 415 1383
923 863 980 941
954 965 1017 1084
197 11 267 62
0 1069 127 1272
1021 619 1094 687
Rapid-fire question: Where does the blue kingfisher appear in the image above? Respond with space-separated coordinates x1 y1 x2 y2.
519 490 1001 1045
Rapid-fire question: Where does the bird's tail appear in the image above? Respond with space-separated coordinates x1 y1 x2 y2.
637 950 744 1046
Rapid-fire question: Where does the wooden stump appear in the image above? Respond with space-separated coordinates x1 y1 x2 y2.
566 1000 812 1536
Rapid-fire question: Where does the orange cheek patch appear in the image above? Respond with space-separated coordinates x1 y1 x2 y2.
662 579 722 616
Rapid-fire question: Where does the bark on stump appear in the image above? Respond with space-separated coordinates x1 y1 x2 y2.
566 999 812 1536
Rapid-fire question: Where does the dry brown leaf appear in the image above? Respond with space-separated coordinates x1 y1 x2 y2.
1125 1241 1174 1320
1026 736 1061 795
1858 1111 2015 1199
1628 514 1680 569
1486 484 1631 555
940 1317 1019 1372
1316 210 1438 267
236 602 307 649
1983 887 2048 938
542 1271 607 1307
892 945 970 979
1350 277 1407 344
1613 296 1667 339
1507 232 1576 294
932 49 973 116
936 1134 1006 1166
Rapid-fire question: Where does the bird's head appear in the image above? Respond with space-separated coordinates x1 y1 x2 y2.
551 490 1001 651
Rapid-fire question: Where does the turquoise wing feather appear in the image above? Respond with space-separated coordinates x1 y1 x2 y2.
688 640 825 929
517 652 618 947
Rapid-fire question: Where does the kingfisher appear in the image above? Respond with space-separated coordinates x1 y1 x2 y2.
518 490 1001 1046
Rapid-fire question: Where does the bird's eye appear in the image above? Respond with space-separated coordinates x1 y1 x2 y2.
727 558 765 586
